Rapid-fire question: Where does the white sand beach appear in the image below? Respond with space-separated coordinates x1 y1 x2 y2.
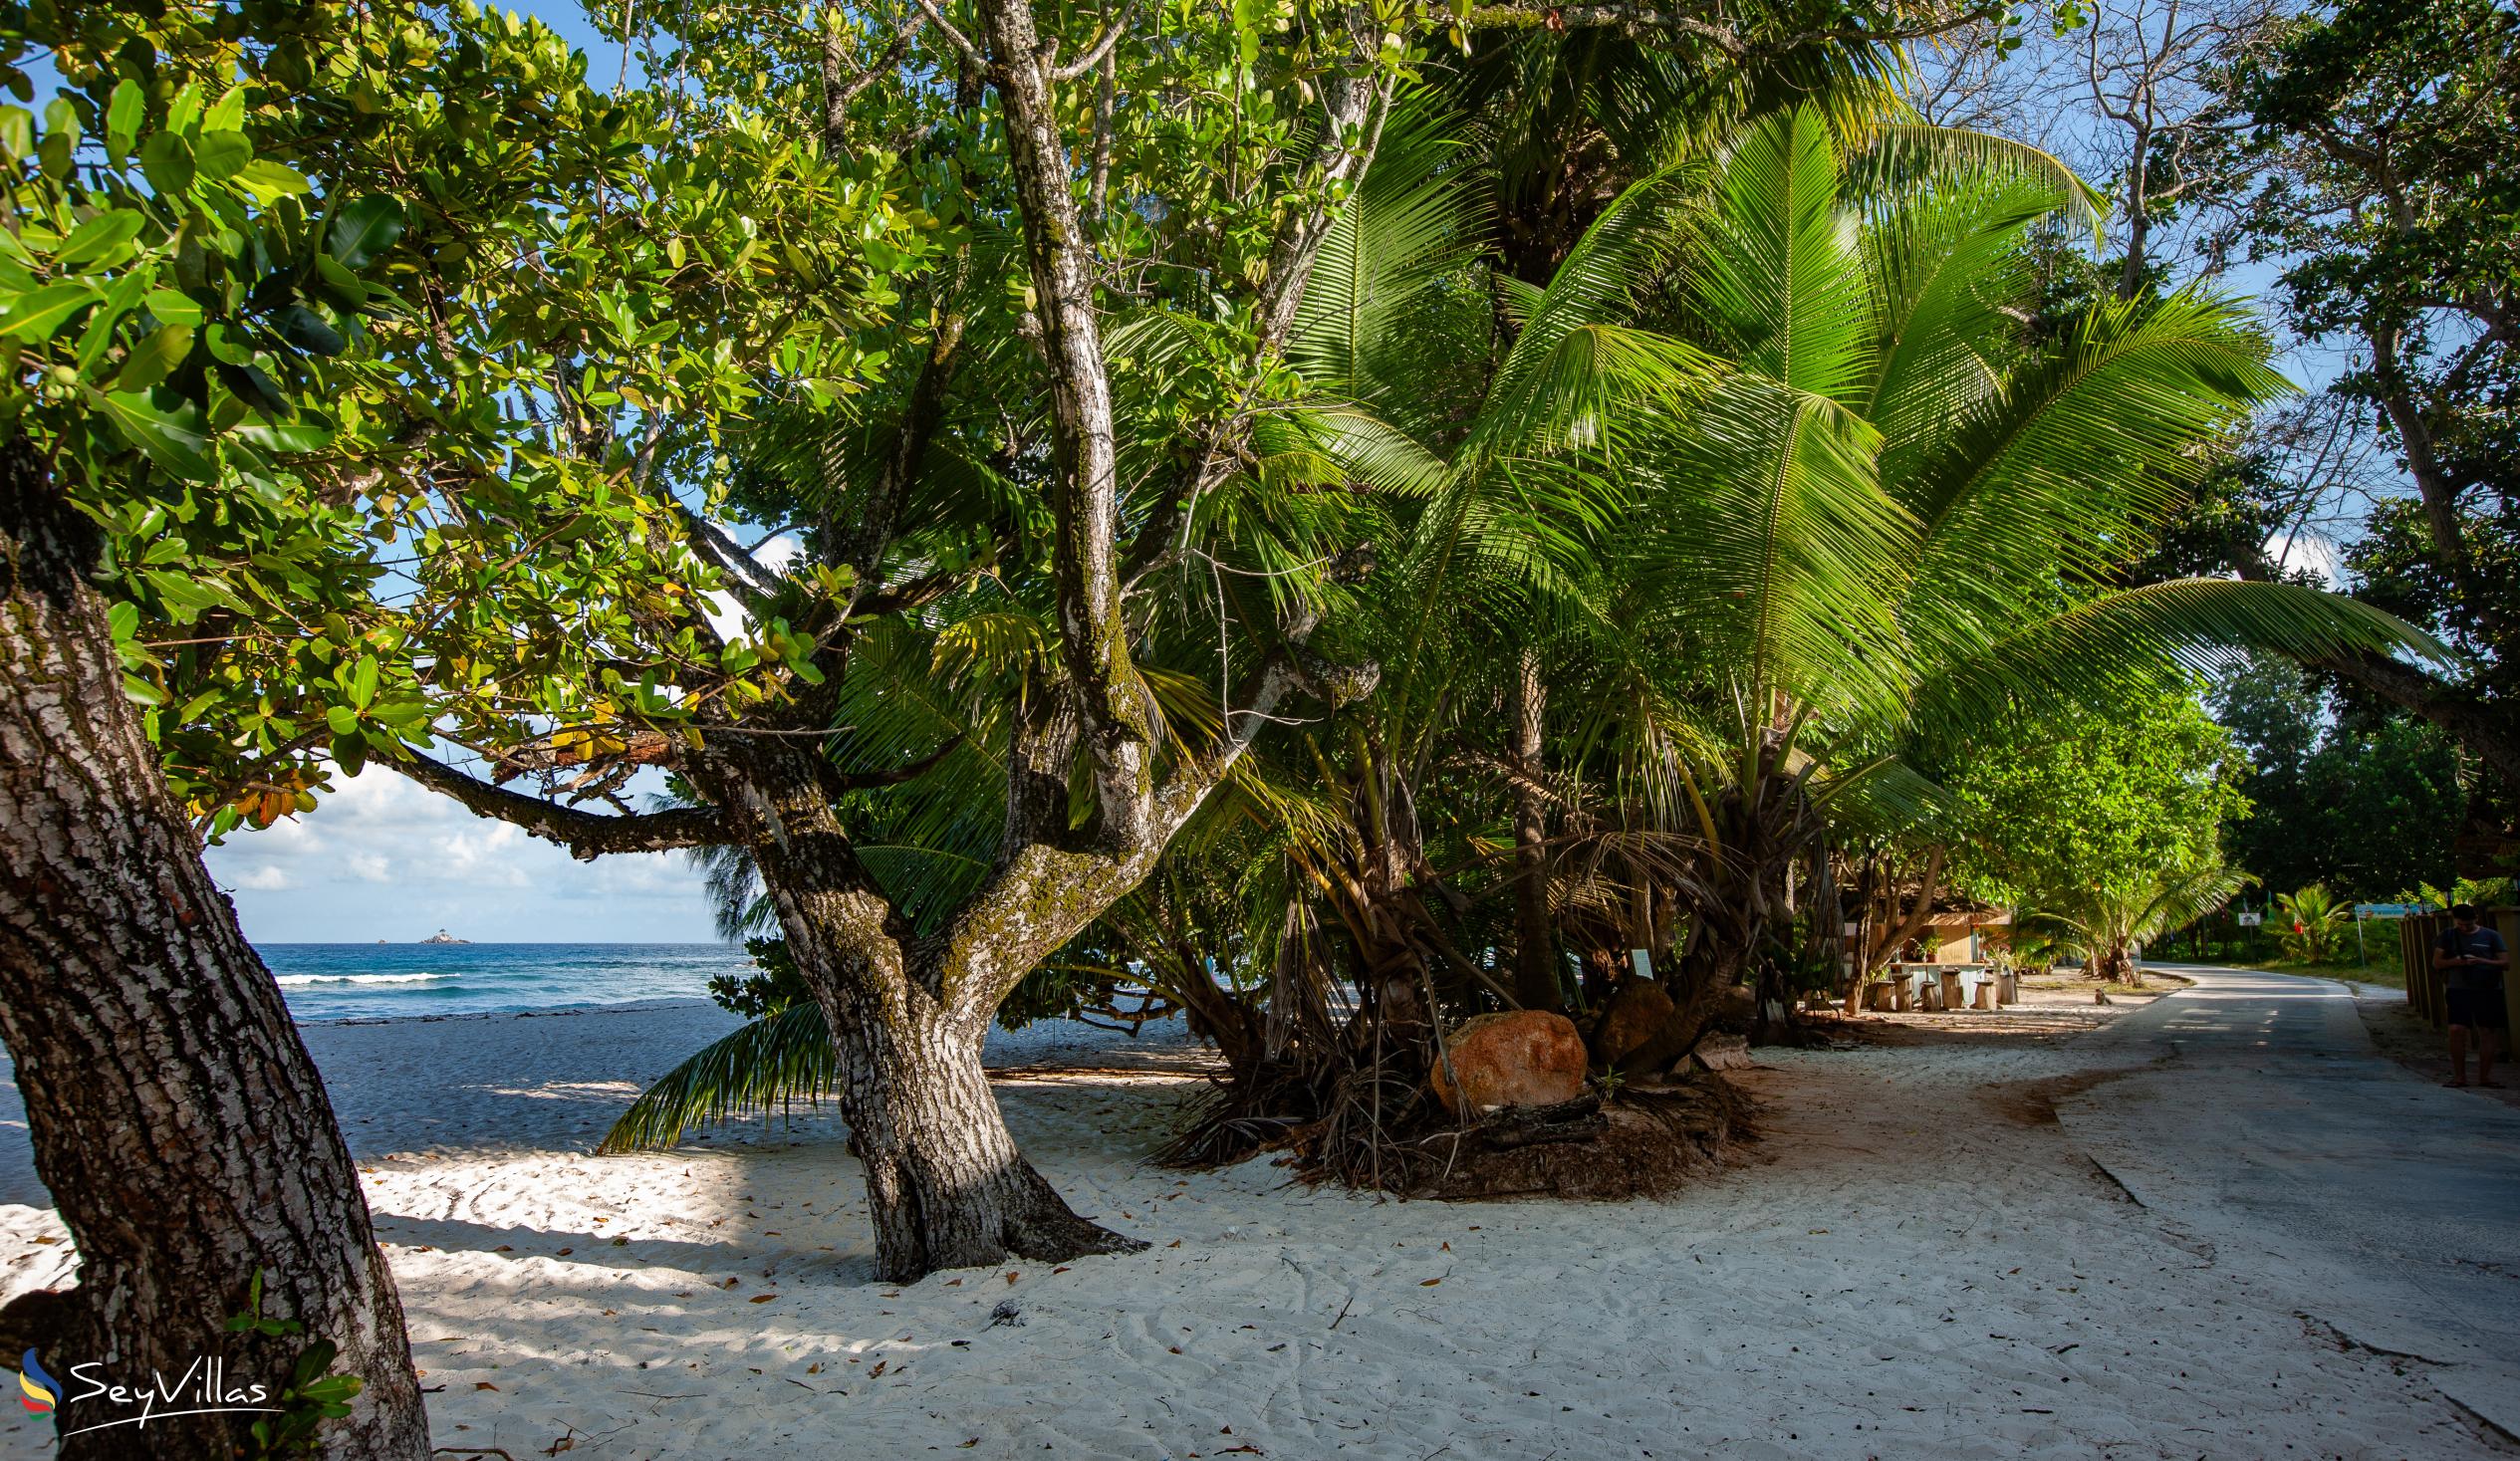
1 988 2507 1460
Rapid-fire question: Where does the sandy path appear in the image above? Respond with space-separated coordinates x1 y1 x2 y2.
1 994 2506 1459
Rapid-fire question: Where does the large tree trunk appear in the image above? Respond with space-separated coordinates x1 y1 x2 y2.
0 448 427 1459
822 987 1135 1280
699 742 1142 1284
1510 647 1557 1010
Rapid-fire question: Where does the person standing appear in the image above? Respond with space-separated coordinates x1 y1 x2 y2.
2432 903 2510 1088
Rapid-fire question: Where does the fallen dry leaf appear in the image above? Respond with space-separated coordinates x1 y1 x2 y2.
474 1382 498 1391
750 1295 776 1304
1419 1278 1441 1287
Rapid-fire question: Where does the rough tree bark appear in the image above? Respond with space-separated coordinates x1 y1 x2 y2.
1510 647 1558 1009
684 735 1151 1282
0 446 427 1459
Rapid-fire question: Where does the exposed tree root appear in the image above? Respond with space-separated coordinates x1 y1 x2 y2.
1161 1060 1751 1201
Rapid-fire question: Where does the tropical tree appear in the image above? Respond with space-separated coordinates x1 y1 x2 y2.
0 11 432 1454
2194 0 2520 785
1570 106 2428 1013
2274 882 2353 962
111 0 1420 1283
2021 859 2254 982
603 96 2445 1190
1941 689 2253 970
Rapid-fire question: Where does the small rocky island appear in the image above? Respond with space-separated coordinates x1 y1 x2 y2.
419 929 469 945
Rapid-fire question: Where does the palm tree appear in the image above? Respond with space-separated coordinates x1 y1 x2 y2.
2023 861 2255 985
1566 106 2436 1013
2274 883 2353 963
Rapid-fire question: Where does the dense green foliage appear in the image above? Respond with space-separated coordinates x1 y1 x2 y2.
1943 689 2249 910
12 0 2457 1195
2214 657 2470 898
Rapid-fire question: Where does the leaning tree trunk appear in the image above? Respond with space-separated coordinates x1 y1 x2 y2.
0 448 427 1459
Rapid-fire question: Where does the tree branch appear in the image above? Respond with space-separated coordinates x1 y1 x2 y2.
388 749 737 858
1051 7 1130 80
908 0 984 67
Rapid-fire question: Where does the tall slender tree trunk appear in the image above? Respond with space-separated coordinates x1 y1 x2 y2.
0 447 427 1459
1510 647 1556 1009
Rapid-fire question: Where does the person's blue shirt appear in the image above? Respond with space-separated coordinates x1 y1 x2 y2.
2437 925 2508 989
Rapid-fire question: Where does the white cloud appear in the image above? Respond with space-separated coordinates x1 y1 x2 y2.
2265 529 2342 588
204 765 719 944
750 533 803 573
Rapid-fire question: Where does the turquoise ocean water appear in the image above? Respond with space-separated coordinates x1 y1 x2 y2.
262 943 756 1023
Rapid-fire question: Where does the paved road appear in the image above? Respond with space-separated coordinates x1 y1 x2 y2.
2056 965 2520 1439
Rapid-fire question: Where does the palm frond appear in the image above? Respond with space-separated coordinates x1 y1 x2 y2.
1689 106 1873 403
597 1003 837 1153
1913 579 2448 736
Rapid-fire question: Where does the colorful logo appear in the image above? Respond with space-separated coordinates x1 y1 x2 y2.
15 1349 59 1414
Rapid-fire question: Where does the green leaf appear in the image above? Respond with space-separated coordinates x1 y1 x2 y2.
328 197 404 270
348 656 378 709
271 304 346 357
89 386 215 480
1 282 98 342
325 704 361 737
194 129 250 182
56 208 145 268
114 325 193 393
105 80 143 160
143 289 203 327
138 131 195 196
288 1339 339 1392
234 414 335 453
309 254 367 309
232 158 311 203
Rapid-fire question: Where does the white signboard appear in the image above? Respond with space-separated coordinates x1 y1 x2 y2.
2235 912 2263 927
